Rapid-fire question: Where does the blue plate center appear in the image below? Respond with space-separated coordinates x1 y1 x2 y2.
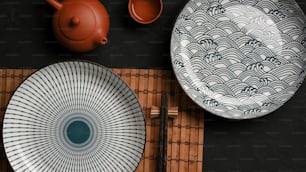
66 121 90 144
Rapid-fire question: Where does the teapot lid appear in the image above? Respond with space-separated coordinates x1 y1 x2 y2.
58 3 96 41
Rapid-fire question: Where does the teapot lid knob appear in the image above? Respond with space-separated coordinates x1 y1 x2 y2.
71 16 80 26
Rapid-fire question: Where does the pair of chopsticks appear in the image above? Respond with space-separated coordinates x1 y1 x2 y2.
151 91 178 172
158 91 168 172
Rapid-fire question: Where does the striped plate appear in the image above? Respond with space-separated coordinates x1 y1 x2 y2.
2 61 146 172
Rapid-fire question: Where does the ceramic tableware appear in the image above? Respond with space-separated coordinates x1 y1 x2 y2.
128 0 163 24
2 61 145 171
46 0 110 52
171 0 306 119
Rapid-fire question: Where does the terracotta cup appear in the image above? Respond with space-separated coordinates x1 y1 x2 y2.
128 0 163 24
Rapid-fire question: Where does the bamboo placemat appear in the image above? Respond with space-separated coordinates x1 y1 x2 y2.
0 69 205 172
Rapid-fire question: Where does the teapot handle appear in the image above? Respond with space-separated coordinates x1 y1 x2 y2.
46 0 62 10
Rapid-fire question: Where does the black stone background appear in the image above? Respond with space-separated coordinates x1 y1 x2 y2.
0 0 306 171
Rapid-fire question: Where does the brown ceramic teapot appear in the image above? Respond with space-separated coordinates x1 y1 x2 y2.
46 0 110 52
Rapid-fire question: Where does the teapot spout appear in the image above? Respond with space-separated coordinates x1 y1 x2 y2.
96 36 108 45
46 0 62 10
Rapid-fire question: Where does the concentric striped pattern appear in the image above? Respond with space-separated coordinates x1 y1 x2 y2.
171 0 306 119
2 61 146 171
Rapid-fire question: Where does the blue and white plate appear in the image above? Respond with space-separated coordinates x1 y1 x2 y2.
2 61 146 171
171 0 306 119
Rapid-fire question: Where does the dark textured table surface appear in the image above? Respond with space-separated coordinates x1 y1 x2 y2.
1 0 306 171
